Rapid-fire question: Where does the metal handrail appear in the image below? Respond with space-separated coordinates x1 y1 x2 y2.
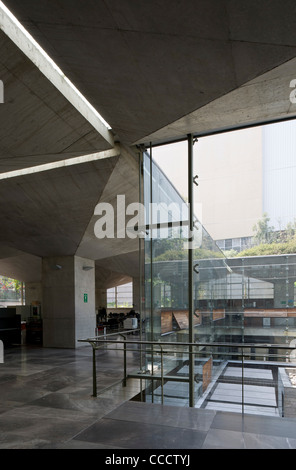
79 331 296 410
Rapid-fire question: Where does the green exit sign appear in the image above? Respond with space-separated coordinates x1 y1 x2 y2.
84 293 88 303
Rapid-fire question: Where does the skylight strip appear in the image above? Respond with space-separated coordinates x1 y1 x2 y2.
0 1 113 145
0 146 120 180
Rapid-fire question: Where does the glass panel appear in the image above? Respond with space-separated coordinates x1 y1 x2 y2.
142 144 232 406
143 146 190 404
139 123 296 415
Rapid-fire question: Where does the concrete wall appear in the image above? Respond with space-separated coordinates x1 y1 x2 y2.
42 255 95 348
74 256 96 342
25 282 43 307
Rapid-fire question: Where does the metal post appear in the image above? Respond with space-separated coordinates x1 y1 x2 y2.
119 333 127 387
160 346 164 404
123 340 127 387
139 149 144 400
150 143 154 343
188 134 195 407
241 346 244 415
150 143 154 403
92 345 97 397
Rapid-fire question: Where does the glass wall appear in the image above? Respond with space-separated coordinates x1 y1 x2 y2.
143 145 233 406
141 131 296 415
107 282 133 308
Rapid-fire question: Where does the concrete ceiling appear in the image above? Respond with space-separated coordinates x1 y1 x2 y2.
1 1 296 286
0 145 141 286
0 29 113 172
142 56 296 144
95 250 140 290
0 154 119 257
76 145 140 262
4 0 296 146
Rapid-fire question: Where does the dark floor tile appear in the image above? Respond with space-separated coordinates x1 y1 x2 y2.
105 401 216 432
244 432 296 449
202 428 245 449
74 417 207 449
0 409 95 448
211 411 296 439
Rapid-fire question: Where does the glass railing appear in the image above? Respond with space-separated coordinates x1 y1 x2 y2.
79 333 296 418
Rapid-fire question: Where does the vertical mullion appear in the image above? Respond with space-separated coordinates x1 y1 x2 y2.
188 134 195 408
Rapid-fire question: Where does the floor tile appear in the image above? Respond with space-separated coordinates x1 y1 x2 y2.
106 401 216 432
1 345 296 449
74 417 207 449
202 428 245 449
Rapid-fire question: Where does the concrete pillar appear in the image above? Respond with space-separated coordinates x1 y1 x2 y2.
42 255 95 348
25 282 43 307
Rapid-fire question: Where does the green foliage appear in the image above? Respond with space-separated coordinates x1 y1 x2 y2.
0 276 22 300
238 235 296 257
153 246 223 262
238 213 296 257
0 276 20 291
252 212 275 244
222 249 239 258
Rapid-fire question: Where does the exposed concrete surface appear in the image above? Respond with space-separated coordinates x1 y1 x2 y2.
142 57 296 144
1 1 296 332
42 255 96 348
4 0 296 145
0 155 119 258
0 144 140 292
0 29 113 172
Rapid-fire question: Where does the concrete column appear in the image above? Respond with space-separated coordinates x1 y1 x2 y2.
25 282 43 307
42 255 95 348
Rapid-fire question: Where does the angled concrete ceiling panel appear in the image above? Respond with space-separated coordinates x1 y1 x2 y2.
0 156 119 258
141 57 296 144
95 250 140 290
226 0 296 46
0 29 113 172
4 0 296 145
2 0 296 285
0 250 41 282
76 146 140 261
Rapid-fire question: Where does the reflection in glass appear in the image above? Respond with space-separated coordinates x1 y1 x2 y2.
141 144 296 413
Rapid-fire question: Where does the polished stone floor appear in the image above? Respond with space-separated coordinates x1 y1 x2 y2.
1 343 296 449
